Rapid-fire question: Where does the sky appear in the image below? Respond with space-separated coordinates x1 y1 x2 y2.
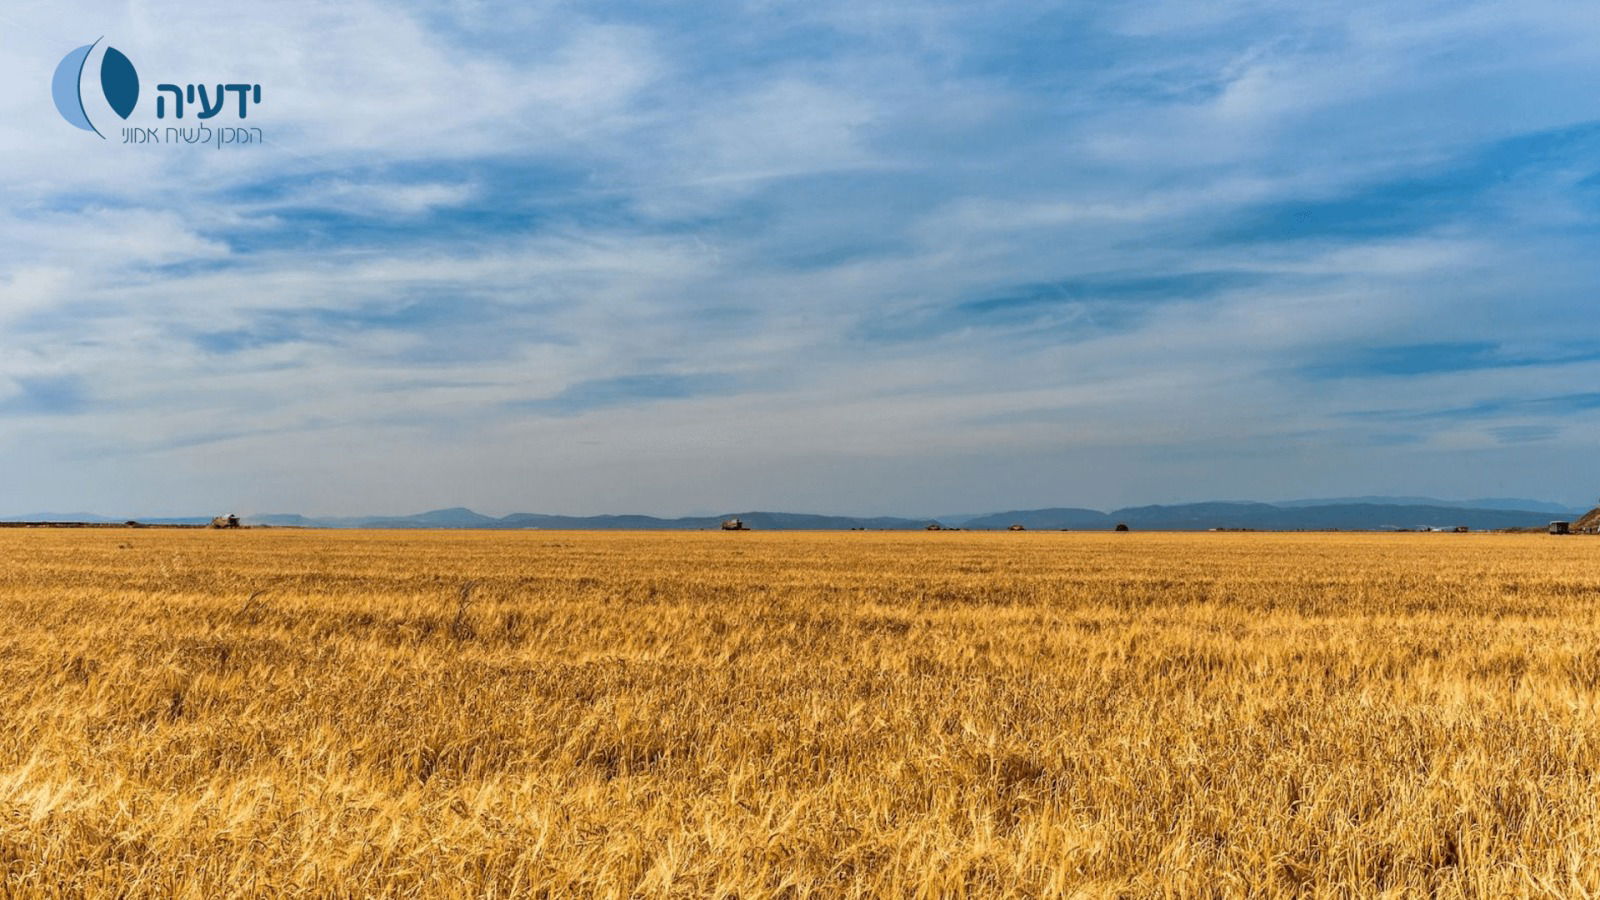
1 0 1598 518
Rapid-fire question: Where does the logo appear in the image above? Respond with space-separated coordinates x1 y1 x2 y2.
52 39 264 148
52 38 138 138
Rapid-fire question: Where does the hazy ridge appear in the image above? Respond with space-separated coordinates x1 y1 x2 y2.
7 497 1582 531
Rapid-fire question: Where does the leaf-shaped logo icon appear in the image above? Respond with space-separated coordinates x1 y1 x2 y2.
101 47 139 119
51 43 97 133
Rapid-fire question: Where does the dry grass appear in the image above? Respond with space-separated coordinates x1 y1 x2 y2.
3 529 1600 897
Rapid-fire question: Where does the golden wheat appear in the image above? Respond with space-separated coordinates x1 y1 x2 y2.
2 529 1599 897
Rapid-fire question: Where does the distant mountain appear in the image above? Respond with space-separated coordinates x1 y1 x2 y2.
12 500 1577 531
1276 496 1584 515
0 513 216 525
932 502 1560 531
2 512 122 523
736 512 930 530
245 514 331 527
961 508 1113 530
236 509 934 530
930 512 987 526
449 510 928 530
494 513 684 530
1115 502 1283 530
360 507 501 528
1463 498 1586 515
1113 502 1553 531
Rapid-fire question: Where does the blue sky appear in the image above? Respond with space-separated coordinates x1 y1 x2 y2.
1 0 1598 516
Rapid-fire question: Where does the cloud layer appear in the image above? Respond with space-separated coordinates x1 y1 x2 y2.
2 0 1598 516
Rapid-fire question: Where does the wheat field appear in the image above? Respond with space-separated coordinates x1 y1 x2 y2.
2 528 1599 897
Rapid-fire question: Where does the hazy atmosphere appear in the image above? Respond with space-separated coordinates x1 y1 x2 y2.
3 0 1598 517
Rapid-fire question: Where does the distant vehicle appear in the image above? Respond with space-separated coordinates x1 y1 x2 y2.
721 518 748 531
210 514 241 529
1008 524 1025 531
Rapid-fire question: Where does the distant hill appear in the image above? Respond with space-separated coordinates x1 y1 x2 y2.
960 508 1113 530
1275 496 1584 515
960 501 1563 531
0 512 220 526
360 507 501 528
3 512 124 524
247 514 333 527
1114 502 1285 530
277 502 1561 531
284 510 935 531
11 500 1573 531
1110 502 1556 532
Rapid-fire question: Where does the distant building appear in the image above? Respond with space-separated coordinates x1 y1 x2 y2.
1550 521 1571 535
721 518 748 531
925 522 943 531
1008 523 1025 531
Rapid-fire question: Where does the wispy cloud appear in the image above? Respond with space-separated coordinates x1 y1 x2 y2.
512 373 738 416
1300 342 1600 379
1345 392 1600 422
0 375 89 416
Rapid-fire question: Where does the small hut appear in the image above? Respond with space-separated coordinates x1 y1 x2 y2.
211 514 241 529
721 518 748 531
1114 523 1130 532
1550 521 1571 535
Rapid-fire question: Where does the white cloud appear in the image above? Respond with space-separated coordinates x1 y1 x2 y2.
0 0 1596 514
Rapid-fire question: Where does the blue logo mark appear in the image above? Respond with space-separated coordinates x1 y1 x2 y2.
53 40 265 147
52 38 140 138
